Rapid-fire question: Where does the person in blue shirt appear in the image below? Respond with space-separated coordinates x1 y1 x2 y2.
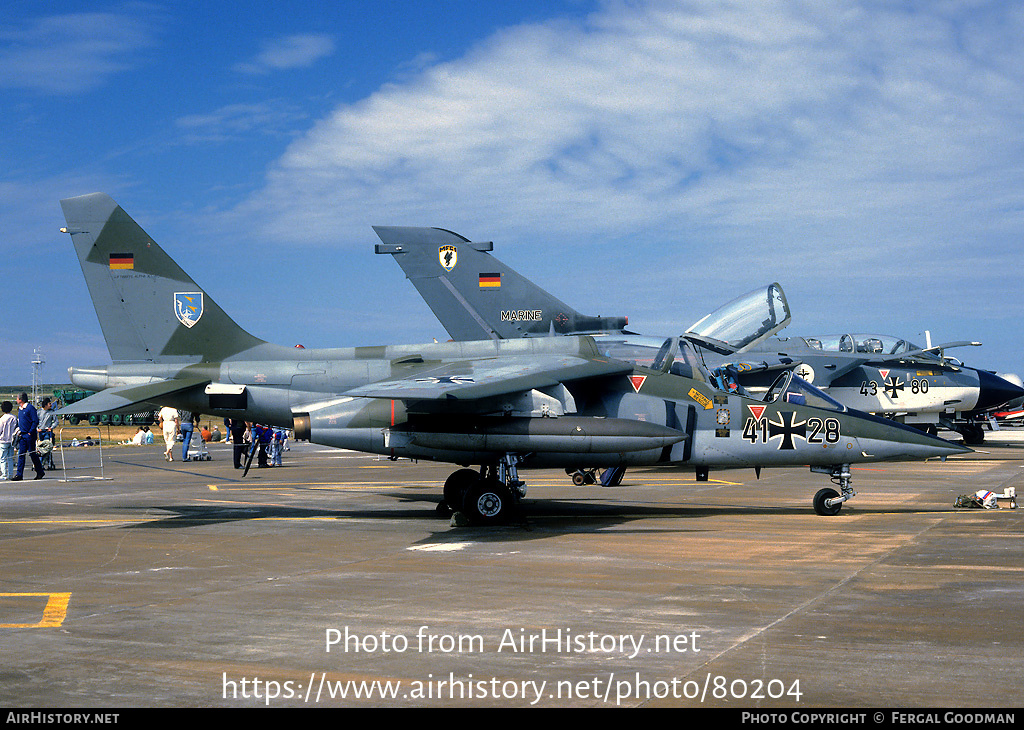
13 392 44 481
253 424 273 467
178 409 194 462
271 428 284 466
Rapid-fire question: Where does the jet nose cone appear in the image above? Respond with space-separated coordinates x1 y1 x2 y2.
892 430 973 459
975 369 1024 412
853 411 973 461
931 437 974 457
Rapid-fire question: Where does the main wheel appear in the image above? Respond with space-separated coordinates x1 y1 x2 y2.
813 487 842 516
443 469 479 512
464 480 512 524
961 424 985 445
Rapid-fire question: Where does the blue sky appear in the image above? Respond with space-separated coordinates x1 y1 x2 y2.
2 0 1022 386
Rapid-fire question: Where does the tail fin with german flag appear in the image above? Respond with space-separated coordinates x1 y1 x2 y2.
60 193 265 363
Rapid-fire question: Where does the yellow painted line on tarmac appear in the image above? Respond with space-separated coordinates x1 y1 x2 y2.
206 482 440 491
203 476 745 491
0 592 71 628
0 518 144 526
528 477 744 486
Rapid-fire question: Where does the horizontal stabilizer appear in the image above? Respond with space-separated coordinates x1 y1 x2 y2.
894 341 982 360
58 376 210 415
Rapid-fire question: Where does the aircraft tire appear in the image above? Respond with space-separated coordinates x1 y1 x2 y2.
444 469 479 509
464 480 512 524
813 488 842 516
961 424 985 445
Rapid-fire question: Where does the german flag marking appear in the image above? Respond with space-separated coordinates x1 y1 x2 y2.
109 253 134 269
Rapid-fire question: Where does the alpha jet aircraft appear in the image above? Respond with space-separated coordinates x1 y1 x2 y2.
58 194 967 522
374 227 1023 445
732 333 1023 444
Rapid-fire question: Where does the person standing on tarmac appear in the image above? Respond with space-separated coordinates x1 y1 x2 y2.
0 401 17 481
37 397 58 470
229 418 247 469
158 405 179 461
13 392 44 481
178 409 194 462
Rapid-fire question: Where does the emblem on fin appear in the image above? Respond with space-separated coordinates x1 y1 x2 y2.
174 292 204 328
438 245 457 271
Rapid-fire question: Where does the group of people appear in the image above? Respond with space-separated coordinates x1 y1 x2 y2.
0 393 57 481
1 396 292 478
227 418 287 469
123 426 155 446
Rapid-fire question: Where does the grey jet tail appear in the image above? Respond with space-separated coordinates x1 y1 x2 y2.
373 226 628 341
60 193 265 363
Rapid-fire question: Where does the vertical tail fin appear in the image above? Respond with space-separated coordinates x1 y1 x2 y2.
373 226 627 341
60 193 265 362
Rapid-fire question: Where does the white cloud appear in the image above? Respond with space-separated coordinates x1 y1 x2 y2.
0 12 156 94
229 0 1023 281
235 33 336 74
207 0 1024 373
175 102 310 143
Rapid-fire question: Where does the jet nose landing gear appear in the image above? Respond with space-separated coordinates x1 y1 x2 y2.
810 464 856 516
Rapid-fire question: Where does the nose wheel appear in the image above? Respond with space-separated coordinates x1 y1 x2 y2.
813 487 842 516
811 464 855 516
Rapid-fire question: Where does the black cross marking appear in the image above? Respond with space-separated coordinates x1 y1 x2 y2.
884 376 905 399
415 375 475 385
768 411 807 450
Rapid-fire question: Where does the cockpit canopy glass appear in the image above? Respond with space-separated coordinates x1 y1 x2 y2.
593 335 673 369
763 371 847 411
593 335 708 381
685 283 790 354
802 334 940 361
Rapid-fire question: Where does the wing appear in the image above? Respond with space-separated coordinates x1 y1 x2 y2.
344 353 633 401
57 376 210 415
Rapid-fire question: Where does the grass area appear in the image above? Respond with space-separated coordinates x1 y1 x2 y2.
0 384 68 404
1 383 226 446
57 423 228 448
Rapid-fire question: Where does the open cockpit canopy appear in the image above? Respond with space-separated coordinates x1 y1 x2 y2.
684 283 790 355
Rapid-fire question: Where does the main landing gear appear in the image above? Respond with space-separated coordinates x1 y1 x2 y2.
810 464 856 516
957 422 986 446
438 454 526 524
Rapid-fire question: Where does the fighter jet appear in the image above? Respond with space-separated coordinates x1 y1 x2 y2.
58 193 967 522
375 227 1024 445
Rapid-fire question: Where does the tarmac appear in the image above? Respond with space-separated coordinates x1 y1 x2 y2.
1 433 1022 708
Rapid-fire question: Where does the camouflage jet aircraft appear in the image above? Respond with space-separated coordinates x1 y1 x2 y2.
57 194 968 522
374 227 1023 445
